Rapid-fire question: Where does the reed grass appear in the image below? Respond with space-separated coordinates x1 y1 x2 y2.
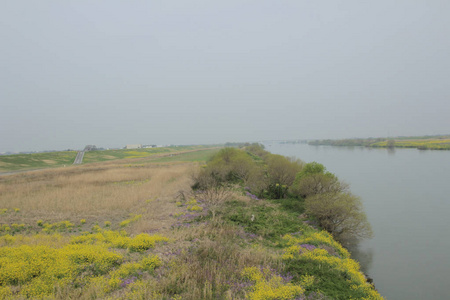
0 161 196 231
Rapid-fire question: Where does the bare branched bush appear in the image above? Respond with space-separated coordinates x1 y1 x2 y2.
199 148 257 184
176 189 188 202
244 166 269 197
193 184 233 220
190 164 236 219
291 173 349 198
190 167 222 191
305 192 373 243
265 154 303 187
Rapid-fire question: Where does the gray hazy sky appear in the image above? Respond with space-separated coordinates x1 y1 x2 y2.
1 1 449 152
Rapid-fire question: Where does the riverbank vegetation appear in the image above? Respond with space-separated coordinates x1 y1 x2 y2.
309 135 450 150
0 146 381 299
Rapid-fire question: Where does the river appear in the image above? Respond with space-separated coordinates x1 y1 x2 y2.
263 142 450 300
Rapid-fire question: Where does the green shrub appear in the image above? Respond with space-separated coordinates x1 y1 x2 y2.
269 197 305 214
192 148 258 190
222 200 304 243
286 258 355 299
291 162 348 198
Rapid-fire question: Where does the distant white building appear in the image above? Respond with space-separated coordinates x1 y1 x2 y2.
126 144 142 149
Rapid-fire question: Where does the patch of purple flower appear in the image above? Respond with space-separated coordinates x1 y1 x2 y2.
120 276 137 288
300 244 316 252
246 233 258 239
180 212 202 220
303 220 319 228
227 280 253 293
163 249 182 256
280 273 294 283
236 231 258 241
171 222 192 228
245 191 259 200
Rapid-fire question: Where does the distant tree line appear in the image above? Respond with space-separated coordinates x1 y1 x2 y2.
308 138 385 147
308 135 450 150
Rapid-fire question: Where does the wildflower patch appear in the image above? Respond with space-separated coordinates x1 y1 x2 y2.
119 214 142 227
241 267 304 300
282 232 382 299
85 254 162 296
283 231 350 258
0 224 27 234
41 220 75 233
0 230 167 298
71 229 169 252
0 243 122 298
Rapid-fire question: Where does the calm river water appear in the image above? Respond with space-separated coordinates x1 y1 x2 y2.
264 142 450 300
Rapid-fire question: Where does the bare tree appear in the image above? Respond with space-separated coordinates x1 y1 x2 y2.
191 168 232 219
292 173 349 198
194 186 232 220
265 154 303 187
305 192 373 243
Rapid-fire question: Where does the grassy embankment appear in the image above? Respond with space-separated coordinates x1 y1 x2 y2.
0 145 215 173
0 151 77 172
0 147 381 299
309 135 450 150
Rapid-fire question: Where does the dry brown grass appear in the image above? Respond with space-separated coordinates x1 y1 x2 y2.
147 218 282 300
0 160 199 231
0 150 285 299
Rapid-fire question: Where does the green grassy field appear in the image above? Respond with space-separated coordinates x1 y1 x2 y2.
148 148 220 163
0 146 216 173
82 145 213 163
0 151 77 172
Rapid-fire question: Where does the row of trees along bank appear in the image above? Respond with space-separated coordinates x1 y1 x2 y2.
192 144 373 245
189 144 382 299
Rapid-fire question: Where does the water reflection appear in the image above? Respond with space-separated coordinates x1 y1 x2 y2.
266 142 450 299
387 147 396 155
347 242 374 276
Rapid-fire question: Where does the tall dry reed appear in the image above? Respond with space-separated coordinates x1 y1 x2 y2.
0 161 198 228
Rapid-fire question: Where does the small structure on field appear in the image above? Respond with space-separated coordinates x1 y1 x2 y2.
126 144 142 149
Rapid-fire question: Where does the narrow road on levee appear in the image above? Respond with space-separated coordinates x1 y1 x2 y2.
73 151 85 164
73 145 97 164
